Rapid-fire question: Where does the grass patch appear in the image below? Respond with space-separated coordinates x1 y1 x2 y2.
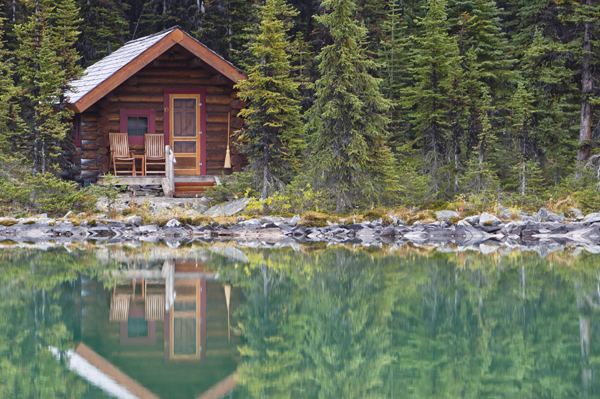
297 212 334 227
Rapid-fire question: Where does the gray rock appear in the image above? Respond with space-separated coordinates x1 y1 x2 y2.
568 208 584 219
126 215 143 226
184 209 202 218
435 210 460 222
260 216 285 224
290 215 301 225
546 212 566 223
380 226 396 237
535 208 548 222
204 198 250 217
237 216 246 222
240 218 261 226
63 211 74 219
583 212 600 224
165 219 182 228
463 215 480 226
479 212 501 227
136 224 159 233
497 206 510 220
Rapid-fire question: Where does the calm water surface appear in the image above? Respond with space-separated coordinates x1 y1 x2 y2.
1 242 599 398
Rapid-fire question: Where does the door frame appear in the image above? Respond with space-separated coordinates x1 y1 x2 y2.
163 88 207 175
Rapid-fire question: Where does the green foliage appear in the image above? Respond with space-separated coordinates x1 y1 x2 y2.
88 173 126 216
0 172 96 216
235 0 304 199
305 0 397 212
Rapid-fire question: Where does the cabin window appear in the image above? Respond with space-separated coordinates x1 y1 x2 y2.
127 317 149 338
119 109 156 145
127 116 148 136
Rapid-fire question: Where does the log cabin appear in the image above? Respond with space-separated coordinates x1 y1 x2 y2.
67 27 247 196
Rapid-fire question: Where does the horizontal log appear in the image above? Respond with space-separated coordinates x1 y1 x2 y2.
136 77 213 85
82 163 99 171
83 149 108 159
206 134 229 143
206 123 228 132
81 115 99 122
81 140 99 150
136 68 212 77
229 99 247 109
97 117 110 127
111 95 163 103
98 154 110 166
96 136 110 147
206 96 233 105
210 74 229 86
206 104 231 113
206 115 229 123
107 102 162 110
99 107 111 117
206 153 226 162
230 117 244 129
113 84 232 94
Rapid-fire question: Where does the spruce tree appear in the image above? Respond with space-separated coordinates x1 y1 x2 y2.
401 0 461 196
305 0 397 212
0 17 19 159
236 0 303 199
15 0 82 174
77 0 128 65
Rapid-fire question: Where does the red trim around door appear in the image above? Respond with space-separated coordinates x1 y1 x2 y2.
164 88 207 175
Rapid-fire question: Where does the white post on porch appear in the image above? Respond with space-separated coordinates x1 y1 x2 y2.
162 145 176 197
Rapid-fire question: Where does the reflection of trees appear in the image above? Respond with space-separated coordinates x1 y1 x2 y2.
0 248 116 398
233 249 398 399
228 248 600 399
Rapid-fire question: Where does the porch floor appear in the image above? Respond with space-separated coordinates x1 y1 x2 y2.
97 175 219 197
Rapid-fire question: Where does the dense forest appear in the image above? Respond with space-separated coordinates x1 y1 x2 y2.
1 0 600 214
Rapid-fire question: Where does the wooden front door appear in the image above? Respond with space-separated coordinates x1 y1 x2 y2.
169 94 201 175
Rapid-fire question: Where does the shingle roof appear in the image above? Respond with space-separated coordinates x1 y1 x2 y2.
66 27 177 104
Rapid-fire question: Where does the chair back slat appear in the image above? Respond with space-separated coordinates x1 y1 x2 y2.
110 133 130 158
145 134 164 159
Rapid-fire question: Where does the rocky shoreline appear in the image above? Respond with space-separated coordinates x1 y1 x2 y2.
3 209 600 246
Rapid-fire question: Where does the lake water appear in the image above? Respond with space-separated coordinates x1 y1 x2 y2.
1 241 599 398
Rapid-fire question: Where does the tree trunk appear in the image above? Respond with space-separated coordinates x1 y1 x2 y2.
578 0 595 164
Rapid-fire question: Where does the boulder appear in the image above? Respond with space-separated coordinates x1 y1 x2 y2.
479 212 501 227
568 208 584 219
435 210 459 222
497 206 510 220
546 212 566 223
165 219 182 228
463 215 479 226
290 215 301 225
583 212 600 224
204 198 250 217
126 215 143 226
535 208 548 222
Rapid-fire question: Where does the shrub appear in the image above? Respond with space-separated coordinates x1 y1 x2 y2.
0 172 96 216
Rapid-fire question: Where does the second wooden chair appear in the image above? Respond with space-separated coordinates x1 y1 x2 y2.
145 134 166 175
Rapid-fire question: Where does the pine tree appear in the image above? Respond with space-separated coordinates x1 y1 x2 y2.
305 0 397 212
15 0 82 174
77 0 128 65
401 0 461 196
236 0 304 199
0 17 20 159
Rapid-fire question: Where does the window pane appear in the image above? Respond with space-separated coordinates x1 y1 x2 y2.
138 117 148 127
138 127 148 136
127 117 138 127
138 319 148 337
127 127 138 136
128 318 138 337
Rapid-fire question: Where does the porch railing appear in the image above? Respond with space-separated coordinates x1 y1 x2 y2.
161 145 176 197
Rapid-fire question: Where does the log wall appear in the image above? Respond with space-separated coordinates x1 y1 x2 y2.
76 55 247 182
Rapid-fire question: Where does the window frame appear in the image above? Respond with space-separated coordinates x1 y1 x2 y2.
119 109 156 145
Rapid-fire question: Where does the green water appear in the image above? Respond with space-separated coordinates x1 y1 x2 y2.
1 243 600 398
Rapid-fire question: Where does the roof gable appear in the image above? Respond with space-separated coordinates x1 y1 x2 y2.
67 27 245 113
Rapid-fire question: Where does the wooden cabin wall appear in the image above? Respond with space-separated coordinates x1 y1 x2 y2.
76 54 247 182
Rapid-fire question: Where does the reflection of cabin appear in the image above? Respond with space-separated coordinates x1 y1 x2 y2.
67 27 248 195
79 261 242 399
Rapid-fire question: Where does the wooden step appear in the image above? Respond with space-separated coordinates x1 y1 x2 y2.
174 182 215 187
173 181 215 197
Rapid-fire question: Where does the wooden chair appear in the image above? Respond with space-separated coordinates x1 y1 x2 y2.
145 134 166 175
109 280 134 321
145 280 165 321
109 133 136 176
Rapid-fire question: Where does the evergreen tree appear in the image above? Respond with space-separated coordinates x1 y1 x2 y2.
14 0 82 174
401 0 462 196
0 17 19 159
305 0 397 212
236 0 303 199
77 0 128 65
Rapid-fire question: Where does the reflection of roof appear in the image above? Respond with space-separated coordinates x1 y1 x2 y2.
54 343 238 399
51 343 160 399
